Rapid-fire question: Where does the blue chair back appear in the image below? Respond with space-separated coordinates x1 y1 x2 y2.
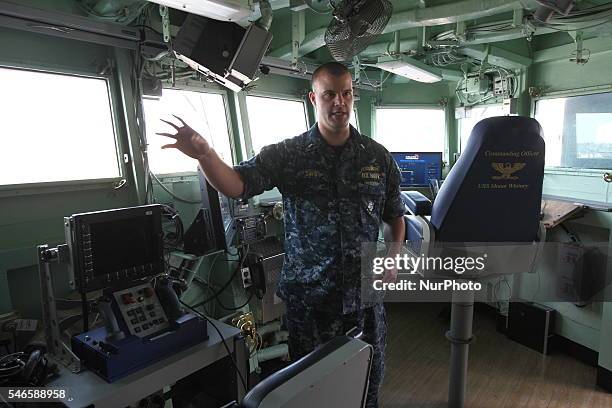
431 116 545 242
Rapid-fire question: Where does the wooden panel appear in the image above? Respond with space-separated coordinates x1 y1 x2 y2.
380 303 612 408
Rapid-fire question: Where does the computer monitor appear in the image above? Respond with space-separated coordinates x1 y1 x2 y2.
173 14 272 93
65 204 165 294
195 166 236 253
391 152 443 188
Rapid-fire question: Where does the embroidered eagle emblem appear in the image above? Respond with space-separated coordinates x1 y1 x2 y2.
491 162 526 180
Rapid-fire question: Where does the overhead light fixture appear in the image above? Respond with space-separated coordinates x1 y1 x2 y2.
147 0 253 22
376 55 443 83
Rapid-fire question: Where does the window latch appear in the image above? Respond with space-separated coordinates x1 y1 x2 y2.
114 179 127 190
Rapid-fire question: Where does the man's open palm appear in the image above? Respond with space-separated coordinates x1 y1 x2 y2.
157 115 211 160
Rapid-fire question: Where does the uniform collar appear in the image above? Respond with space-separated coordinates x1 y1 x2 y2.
305 123 365 158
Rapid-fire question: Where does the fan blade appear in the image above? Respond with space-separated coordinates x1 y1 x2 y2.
325 0 393 61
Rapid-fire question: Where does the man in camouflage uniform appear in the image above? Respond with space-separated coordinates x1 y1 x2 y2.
159 62 406 408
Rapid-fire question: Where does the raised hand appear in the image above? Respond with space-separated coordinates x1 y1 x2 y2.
156 115 212 160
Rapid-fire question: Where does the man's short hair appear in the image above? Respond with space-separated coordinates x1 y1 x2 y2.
311 62 351 89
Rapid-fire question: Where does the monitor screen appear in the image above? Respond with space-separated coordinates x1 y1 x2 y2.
88 216 161 277
391 152 442 188
66 205 165 293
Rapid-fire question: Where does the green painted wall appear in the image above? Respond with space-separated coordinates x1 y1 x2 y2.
525 47 612 370
0 26 140 315
532 51 612 93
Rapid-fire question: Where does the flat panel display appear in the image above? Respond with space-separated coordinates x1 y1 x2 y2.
391 152 442 188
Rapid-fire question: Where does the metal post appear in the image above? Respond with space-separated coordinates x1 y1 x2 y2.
38 245 62 356
393 31 400 55
37 244 82 373
446 282 475 408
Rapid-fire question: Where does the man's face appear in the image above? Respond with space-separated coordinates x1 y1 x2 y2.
309 72 354 132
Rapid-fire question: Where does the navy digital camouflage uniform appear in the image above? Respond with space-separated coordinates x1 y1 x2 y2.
234 124 404 408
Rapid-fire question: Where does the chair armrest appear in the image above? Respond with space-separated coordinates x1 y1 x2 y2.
401 191 432 216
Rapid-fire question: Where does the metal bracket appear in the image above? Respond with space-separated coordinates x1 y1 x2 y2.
38 244 82 373
393 31 401 55
482 44 490 64
512 8 524 28
291 9 305 68
353 57 361 84
528 86 543 97
523 19 536 42
417 27 428 52
446 330 476 344
455 21 466 42
159 5 170 43
569 30 588 64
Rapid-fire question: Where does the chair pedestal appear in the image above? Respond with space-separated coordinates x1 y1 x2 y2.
447 284 475 408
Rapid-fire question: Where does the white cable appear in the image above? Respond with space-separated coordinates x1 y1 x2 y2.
150 171 201 204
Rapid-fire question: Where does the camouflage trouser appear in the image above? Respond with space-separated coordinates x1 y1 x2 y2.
284 303 387 408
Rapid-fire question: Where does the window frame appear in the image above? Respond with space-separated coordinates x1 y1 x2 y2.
350 108 360 132
144 83 237 177
0 63 126 197
530 85 612 174
372 104 448 159
240 91 310 159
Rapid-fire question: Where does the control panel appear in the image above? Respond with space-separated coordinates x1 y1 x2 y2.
113 282 169 338
235 214 267 245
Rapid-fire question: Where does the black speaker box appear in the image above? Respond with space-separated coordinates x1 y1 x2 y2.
507 300 556 354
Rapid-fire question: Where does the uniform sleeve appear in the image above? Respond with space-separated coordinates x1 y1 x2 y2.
382 154 406 222
233 142 286 200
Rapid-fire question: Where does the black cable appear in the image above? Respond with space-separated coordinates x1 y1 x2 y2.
161 204 184 249
133 24 163 36
193 275 211 287
215 290 254 311
179 300 248 392
0 352 26 379
190 265 240 308
191 247 248 309
561 223 581 243
192 276 217 301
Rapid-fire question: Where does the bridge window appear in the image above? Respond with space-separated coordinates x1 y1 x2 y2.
0 67 120 186
535 92 612 169
245 95 308 156
374 107 446 152
143 89 233 174
458 104 510 152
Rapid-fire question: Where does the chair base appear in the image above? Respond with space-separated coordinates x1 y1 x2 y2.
447 286 475 408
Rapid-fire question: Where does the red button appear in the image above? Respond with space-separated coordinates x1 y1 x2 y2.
143 288 154 298
121 294 134 304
